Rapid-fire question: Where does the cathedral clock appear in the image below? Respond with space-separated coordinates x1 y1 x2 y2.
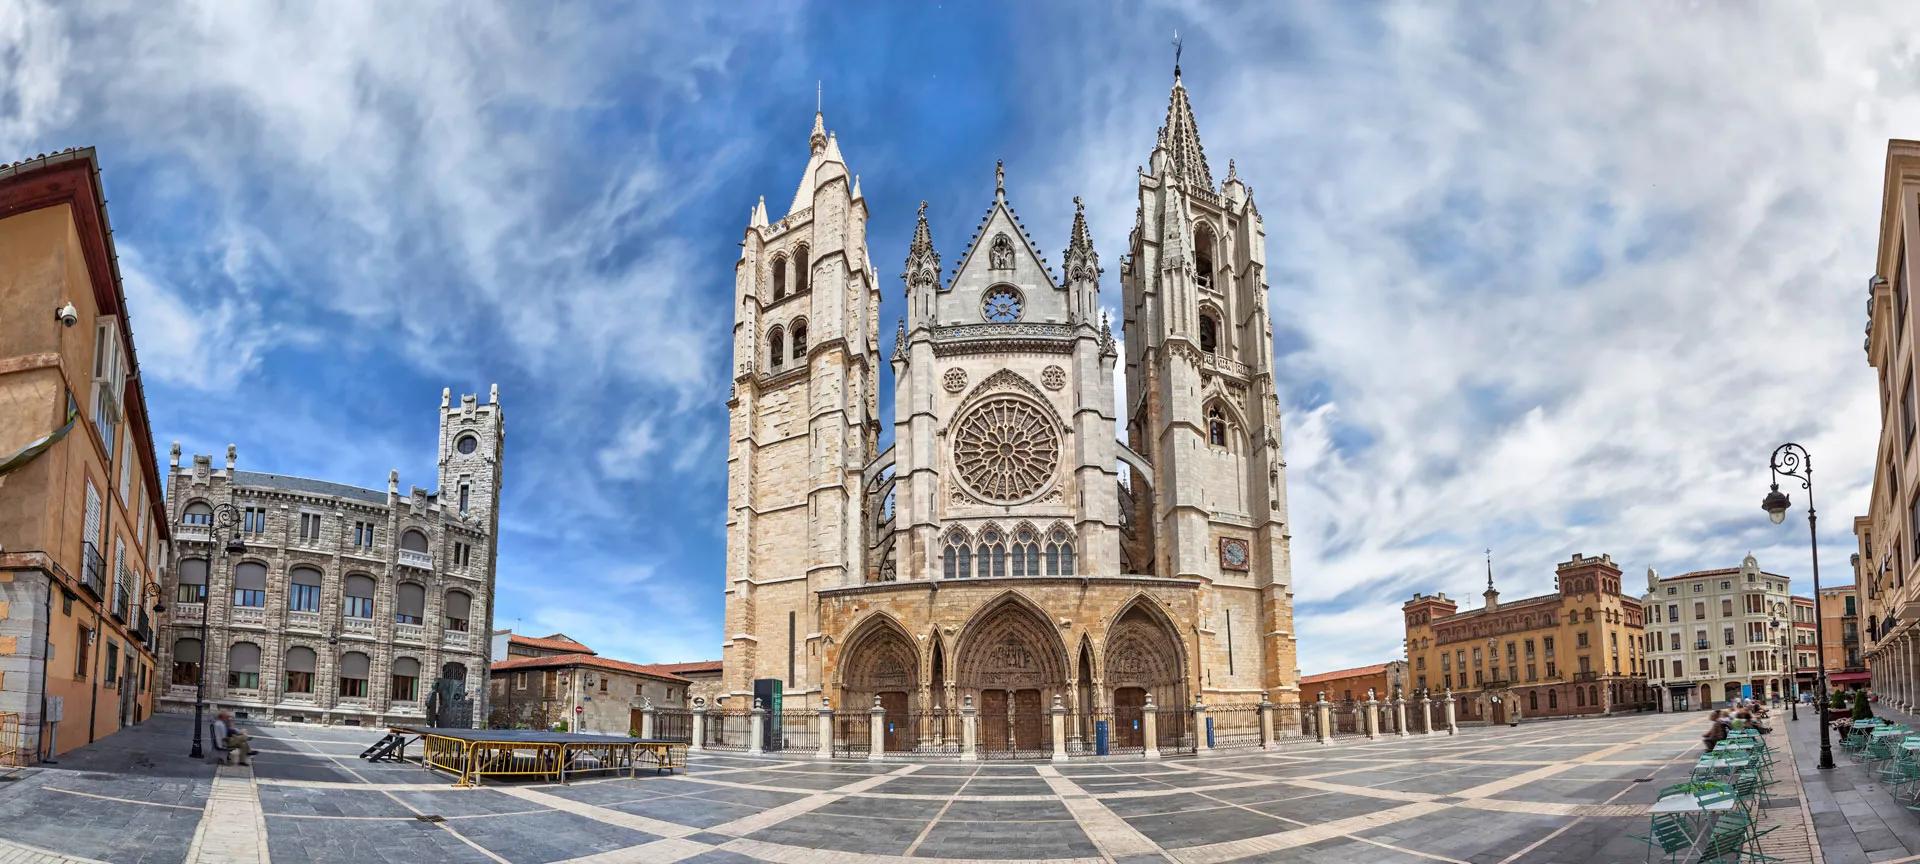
1219 537 1251 571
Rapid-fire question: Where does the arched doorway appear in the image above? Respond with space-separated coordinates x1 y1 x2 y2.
955 594 1070 755
838 616 920 752
1699 683 1713 709
1103 598 1186 751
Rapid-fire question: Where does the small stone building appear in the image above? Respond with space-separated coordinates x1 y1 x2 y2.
487 643 694 735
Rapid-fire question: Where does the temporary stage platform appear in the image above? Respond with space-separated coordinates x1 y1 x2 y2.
373 726 688 786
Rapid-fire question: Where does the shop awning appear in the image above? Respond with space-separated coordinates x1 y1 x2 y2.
1828 671 1872 685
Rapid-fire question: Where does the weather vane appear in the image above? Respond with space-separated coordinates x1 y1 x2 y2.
1173 30 1183 74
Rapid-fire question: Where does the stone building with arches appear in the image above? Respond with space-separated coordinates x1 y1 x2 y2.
156 387 501 727
723 65 1297 754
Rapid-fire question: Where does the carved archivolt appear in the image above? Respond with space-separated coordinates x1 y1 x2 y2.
840 617 920 699
1104 601 1184 690
955 596 1069 692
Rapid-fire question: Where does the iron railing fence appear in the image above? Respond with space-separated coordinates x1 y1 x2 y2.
704 710 751 750
775 711 818 753
653 709 692 743
833 712 871 758
1207 703 1262 750
905 710 961 758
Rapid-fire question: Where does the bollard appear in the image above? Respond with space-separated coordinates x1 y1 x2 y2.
1443 689 1458 735
816 696 833 761
749 697 766 755
1418 693 1432 735
690 700 707 752
1393 692 1410 738
960 694 978 762
1193 697 1211 752
1051 694 1069 762
1364 689 1380 740
1143 693 1161 760
1258 691 1276 751
1315 693 1332 745
868 696 886 762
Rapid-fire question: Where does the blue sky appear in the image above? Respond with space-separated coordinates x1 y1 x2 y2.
4 1 1916 673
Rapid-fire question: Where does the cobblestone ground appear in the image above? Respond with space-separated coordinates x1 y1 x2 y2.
0 709 1866 863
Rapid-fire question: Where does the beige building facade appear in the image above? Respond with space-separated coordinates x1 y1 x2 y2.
1852 139 1920 714
1642 556 1796 711
156 388 502 727
722 68 1297 754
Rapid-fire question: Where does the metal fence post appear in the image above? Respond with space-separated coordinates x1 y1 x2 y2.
960 694 978 762
1314 693 1332 744
748 698 766 755
816 696 833 761
1143 693 1161 759
1258 691 1276 750
1051 693 1068 762
690 701 706 752
868 696 886 762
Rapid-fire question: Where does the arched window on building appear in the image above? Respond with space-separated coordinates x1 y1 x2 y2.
395 582 426 626
942 530 972 579
1044 525 1076 576
285 646 316 693
172 637 202 685
183 501 213 526
391 657 420 702
772 255 787 300
444 589 472 632
768 325 785 370
1208 407 1228 447
232 562 267 608
976 527 1008 578
1194 224 1217 289
793 245 809 293
791 319 808 361
1199 311 1219 354
227 642 261 690
1010 526 1041 577
288 566 322 612
1528 691 1538 712
1575 687 1585 707
1588 685 1599 707
1548 689 1557 709
339 651 370 698
343 574 375 620
177 558 208 604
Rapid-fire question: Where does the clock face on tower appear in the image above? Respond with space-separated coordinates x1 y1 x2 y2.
1220 537 1251 571
982 286 1023 323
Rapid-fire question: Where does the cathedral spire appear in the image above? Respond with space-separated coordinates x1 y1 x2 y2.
903 201 941 294
1160 67 1216 191
1063 195 1099 286
810 83 828 155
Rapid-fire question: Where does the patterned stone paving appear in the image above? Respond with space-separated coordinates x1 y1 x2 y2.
0 709 1884 862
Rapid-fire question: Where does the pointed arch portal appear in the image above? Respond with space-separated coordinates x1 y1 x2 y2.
1104 598 1189 751
955 595 1070 755
838 616 920 751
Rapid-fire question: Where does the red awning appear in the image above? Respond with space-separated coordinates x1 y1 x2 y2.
1828 671 1872 685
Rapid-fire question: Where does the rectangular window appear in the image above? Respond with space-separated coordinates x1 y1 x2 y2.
286 670 313 694
459 482 470 514
1698 657 1709 673
1844 594 1856 616
299 513 322 541
117 430 133 503
1722 626 1734 647
391 673 417 701
788 610 798 686
105 641 120 683
1576 632 1589 648
288 583 321 613
233 587 266 608
339 676 367 698
1543 636 1554 653
1694 602 1705 620
353 521 375 549
91 318 124 458
229 669 259 690
1745 594 1763 614
344 596 374 619
1720 598 1733 617
1906 374 1917 446
1671 659 1682 677
514 672 528 690
75 625 92 678
454 542 471 567
1578 655 1591 673
243 506 267 534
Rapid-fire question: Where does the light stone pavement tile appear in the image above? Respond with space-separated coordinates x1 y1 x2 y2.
715 836 1105 864
184 766 267 864
492 785 699 839
0 838 106 864
709 763 925 838
1033 764 1170 861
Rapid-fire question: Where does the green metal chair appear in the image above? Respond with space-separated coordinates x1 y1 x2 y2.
1630 812 1697 863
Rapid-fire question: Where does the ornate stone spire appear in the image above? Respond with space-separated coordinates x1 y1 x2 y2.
1161 71 1216 190
894 318 908 357
903 201 941 293
750 195 768 229
994 159 1006 201
1062 196 1100 285
1100 313 1116 356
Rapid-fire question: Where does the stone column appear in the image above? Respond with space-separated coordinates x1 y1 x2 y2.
1193 697 1211 752
1508 694 1522 726
816 696 833 761
748 698 766 755
1363 690 1380 740
1314 693 1332 745
1142 693 1161 759
690 701 707 752
868 696 885 762
1443 689 1458 735
1418 692 1432 734
960 694 978 762
639 699 656 739
1393 691 1410 738
1258 691 1276 750
1051 693 1069 762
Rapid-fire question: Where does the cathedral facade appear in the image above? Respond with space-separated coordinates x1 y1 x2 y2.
723 69 1297 753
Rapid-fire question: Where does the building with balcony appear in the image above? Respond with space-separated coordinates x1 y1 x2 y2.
157 387 502 727
1403 554 1653 724
1790 595 1819 696
1641 555 1797 712
1817 584 1870 690
0 148 172 760
1853 139 1920 718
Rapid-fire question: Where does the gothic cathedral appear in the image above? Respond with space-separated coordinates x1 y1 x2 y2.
724 69 1298 753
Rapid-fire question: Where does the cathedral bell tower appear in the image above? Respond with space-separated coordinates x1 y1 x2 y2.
723 106 881 707
1121 65 1297 696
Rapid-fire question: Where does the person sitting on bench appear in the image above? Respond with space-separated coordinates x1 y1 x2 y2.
212 711 254 766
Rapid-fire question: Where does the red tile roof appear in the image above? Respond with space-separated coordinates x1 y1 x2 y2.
1300 663 1391 685
508 633 595 654
490 653 691 684
649 660 723 675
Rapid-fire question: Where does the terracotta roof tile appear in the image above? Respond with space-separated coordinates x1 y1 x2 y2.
508 633 595 654
649 660 723 675
1300 663 1391 685
489 653 691 684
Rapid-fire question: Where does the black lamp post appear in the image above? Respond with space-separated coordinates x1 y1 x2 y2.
1762 442 1832 769
187 504 246 760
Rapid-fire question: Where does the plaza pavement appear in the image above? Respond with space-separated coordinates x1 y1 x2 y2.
0 707 1906 863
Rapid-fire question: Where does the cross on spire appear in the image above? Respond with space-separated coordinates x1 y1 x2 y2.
1173 30 1183 77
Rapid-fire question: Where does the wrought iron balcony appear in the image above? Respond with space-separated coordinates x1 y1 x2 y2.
1572 671 1600 682
80 541 106 599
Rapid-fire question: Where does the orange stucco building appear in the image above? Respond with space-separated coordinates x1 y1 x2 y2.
0 148 170 761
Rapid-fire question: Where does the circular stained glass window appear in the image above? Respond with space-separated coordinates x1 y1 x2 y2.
982 286 1023 323
953 397 1059 503
456 434 478 455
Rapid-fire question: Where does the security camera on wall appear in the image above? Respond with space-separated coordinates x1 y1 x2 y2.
55 301 77 327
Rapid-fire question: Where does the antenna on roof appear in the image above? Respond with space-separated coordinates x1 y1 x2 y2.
816 80 822 114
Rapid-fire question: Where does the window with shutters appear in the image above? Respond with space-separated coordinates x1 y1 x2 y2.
343 574 376 619
339 651 370 697
444 590 471 632
288 566 322 612
173 638 202 685
117 429 133 503
391 657 420 701
91 317 125 458
177 559 209 604
228 642 261 690
233 562 268 607
395 582 425 625
285 647 316 693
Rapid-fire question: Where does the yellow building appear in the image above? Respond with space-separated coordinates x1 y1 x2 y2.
1403 554 1653 723
0 148 171 761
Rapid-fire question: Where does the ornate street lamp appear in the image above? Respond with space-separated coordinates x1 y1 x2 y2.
187 503 246 760
1762 442 1831 769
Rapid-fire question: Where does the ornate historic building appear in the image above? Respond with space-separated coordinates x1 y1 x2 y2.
1403 554 1653 723
722 68 1298 753
157 388 502 727
1642 555 1797 712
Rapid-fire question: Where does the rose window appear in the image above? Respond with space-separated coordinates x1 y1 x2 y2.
953 398 1060 503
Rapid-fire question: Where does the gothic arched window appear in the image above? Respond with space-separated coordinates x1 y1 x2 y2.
772 255 787 300
1199 311 1219 354
1011 526 1040 577
1208 407 1228 447
794 244 809 293
1044 525 1075 576
768 325 785 370
1194 224 1217 289
976 527 1007 578
942 530 972 579
790 319 808 360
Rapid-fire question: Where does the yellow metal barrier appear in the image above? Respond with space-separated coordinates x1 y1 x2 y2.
410 730 686 786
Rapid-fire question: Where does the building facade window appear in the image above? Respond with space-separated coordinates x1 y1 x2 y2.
232 562 268 607
343 574 376 619
392 657 420 701
339 651 370 698
184 501 213 526
172 637 202 685
445 589 472 632
288 566 323 612
298 512 322 541
285 646 316 693
352 521 376 549
242 506 267 534
228 642 261 690
395 583 426 625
